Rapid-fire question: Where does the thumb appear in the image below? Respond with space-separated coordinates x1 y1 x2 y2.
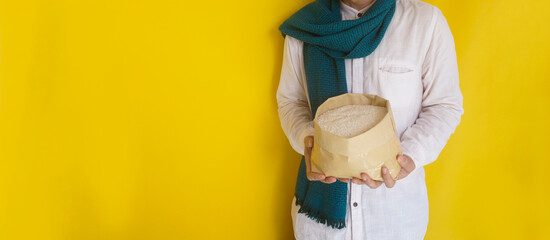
305 136 313 148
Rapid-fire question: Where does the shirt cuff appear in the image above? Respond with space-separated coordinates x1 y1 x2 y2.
400 141 426 170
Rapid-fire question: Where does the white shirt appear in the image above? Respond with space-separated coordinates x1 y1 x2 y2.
276 0 464 239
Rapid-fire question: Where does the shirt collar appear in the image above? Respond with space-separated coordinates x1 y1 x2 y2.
339 0 376 20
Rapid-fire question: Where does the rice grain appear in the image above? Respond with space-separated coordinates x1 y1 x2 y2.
316 105 387 138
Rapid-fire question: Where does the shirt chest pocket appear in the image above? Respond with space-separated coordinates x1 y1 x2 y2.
379 64 417 81
380 65 414 74
376 62 422 108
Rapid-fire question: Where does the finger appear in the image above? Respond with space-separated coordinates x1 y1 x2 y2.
337 178 349 183
304 136 314 148
361 173 375 188
382 166 396 188
361 173 381 189
307 172 326 181
397 154 415 173
322 177 337 184
351 177 365 185
304 138 313 172
396 168 409 180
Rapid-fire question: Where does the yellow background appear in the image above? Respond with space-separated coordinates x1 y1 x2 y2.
0 0 549 239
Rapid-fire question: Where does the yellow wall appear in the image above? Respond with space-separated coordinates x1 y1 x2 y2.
0 0 549 239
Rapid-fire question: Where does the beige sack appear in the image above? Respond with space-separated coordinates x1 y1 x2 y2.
310 93 402 180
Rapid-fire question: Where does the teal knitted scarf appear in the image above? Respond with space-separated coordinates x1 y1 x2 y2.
279 0 395 229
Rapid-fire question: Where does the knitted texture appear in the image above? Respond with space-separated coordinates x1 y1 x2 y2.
279 0 395 229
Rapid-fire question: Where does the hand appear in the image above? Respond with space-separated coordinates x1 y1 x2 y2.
345 154 416 189
304 136 337 184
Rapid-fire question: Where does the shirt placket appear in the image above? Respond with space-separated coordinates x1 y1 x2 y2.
349 183 363 239
348 10 366 240
352 58 363 93
349 61 365 240
349 12 365 94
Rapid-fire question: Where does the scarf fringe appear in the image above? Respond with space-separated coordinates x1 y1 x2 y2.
295 195 346 229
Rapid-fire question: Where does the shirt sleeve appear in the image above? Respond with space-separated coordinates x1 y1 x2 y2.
276 35 315 156
399 7 465 169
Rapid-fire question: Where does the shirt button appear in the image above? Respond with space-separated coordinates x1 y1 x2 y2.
353 202 358 207
357 12 363 17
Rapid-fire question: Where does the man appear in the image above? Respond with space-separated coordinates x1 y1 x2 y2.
277 0 464 239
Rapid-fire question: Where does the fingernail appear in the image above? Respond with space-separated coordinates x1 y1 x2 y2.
383 168 388 174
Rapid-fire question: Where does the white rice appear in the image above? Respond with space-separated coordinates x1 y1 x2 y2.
316 105 387 138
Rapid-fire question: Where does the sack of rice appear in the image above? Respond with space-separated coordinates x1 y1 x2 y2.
310 93 402 180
